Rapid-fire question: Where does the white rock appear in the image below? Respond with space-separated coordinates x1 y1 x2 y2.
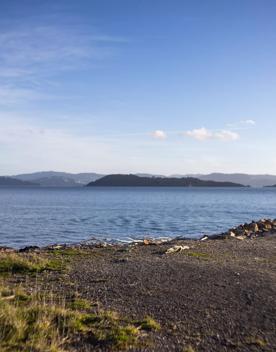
200 236 209 241
165 245 190 254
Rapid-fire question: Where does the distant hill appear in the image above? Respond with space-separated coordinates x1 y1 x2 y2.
14 171 104 187
187 173 276 187
87 174 245 187
33 176 80 187
10 171 276 187
0 177 38 187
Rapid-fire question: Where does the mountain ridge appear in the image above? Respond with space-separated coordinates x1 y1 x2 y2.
185 173 276 187
13 171 104 187
5 171 276 187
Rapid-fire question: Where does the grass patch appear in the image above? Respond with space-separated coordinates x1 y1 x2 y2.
183 346 196 352
51 248 85 257
133 316 161 331
0 249 160 350
0 253 65 275
245 336 267 347
186 252 210 260
0 284 160 351
69 298 91 311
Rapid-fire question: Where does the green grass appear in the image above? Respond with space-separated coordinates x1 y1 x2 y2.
186 252 210 260
0 284 160 351
69 298 91 311
183 346 196 352
133 316 161 331
0 250 161 350
0 253 65 275
51 248 85 257
245 336 267 347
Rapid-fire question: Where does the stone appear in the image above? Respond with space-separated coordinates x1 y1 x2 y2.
19 246 40 253
264 223 272 230
0 246 15 253
247 223 259 232
200 235 209 241
235 236 246 240
165 245 190 254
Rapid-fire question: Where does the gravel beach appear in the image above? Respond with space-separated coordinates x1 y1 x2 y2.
1 232 276 351
63 235 276 351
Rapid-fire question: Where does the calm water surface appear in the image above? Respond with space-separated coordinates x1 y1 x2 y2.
0 187 275 248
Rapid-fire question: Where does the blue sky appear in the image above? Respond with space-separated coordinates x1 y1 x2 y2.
0 0 276 175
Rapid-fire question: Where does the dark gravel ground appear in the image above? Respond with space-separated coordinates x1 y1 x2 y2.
60 235 276 352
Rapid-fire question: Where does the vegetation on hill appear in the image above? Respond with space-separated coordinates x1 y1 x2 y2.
87 174 246 187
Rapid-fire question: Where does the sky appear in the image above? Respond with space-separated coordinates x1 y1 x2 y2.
0 0 276 175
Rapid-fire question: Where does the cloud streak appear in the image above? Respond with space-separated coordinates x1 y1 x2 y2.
241 119 256 125
184 127 239 141
0 22 127 105
227 119 256 129
0 25 125 72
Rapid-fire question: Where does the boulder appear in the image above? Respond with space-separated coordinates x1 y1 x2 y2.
19 246 40 253
247 222 259 232
264 222 272 230
236 236 246 240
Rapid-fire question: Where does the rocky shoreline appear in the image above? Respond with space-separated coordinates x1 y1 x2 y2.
1 218 275 253
200 218 276 241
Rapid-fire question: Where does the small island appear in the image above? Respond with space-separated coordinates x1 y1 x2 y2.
87 174 246 187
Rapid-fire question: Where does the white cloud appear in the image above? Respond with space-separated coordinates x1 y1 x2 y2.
185 127 212 141
241 119 256 125
184 127 239 142
227 119 256 129
152 130 167 140
214 130 239 141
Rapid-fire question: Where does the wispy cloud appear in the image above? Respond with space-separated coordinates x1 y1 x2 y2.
184 127 239 141
0 86 49 105
241 119 256 125
0 22 127 105
0 25 125 72
227 119 256 129
214 130 240 141
151 130 167 140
